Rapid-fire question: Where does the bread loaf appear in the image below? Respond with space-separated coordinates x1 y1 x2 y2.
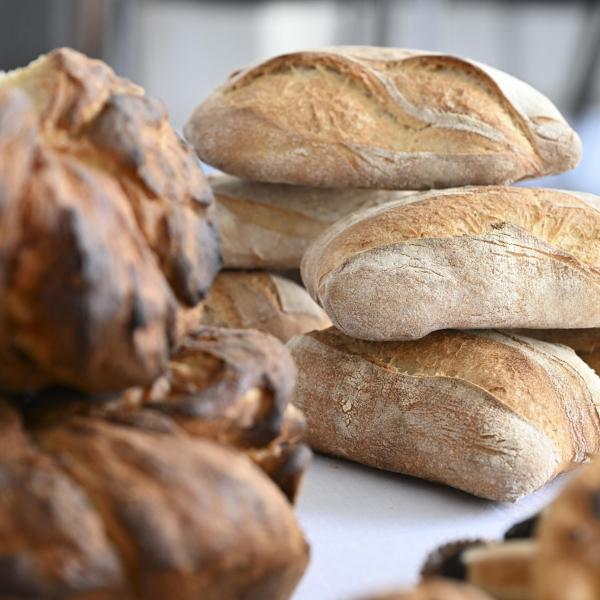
422 457 600 599
185 47 580 189
0 401 308 600
212 174 415 269
0 48 221 393
27 326 311 502
302 186 600 341
288 327 600 501
512 328 600 373
1 326 310 598
181 270 331 342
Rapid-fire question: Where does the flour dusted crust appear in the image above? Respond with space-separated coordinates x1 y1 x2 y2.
185 47 581 189
191 270 331 342
212 174 417 269
302 186 600 341
0 48 221 393
288 327 600 501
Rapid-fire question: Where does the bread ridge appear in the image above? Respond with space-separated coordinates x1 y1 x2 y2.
288 328 600 501
185 47 580 189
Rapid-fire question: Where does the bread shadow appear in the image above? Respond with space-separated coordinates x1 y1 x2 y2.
297 452 563 525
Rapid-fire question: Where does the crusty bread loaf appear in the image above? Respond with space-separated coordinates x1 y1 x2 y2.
185 47 580 189
512 328 600 373
288 327 600 501
0 401 308 600
28 326 311 502
211 174 416 269
0 48 221 393
302 186 600 341
179 271 331 342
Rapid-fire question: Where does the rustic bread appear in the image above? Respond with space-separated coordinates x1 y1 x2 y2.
26 326 311 503
211 174 416 269
185 47 580 189
1 326 310 598
0 48 221 393
288 327 600 501
302 186 600 341
359 579 493 600
421 457 600 599
512 328 600 373
0 400 308 600
179 270 331 342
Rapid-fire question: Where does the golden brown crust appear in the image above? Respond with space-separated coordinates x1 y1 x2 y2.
195 271 331 342
0 398 308 600
288 327 600 501
0 48 221 393
211 174 416 269
302 186 600 341
21 326 308 501
185 47 580 189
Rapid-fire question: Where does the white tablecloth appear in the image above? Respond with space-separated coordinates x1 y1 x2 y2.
293 455 565 600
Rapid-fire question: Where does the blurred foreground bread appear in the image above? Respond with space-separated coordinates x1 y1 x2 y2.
0 48 220 393
179 271 331 342
1 326 310 598
0 402 308 600
513 328 600 373
288 327 600 501
302 186 600 341
533 452 600 599
186 47 580 189
417 456 600 599
212 174 415 269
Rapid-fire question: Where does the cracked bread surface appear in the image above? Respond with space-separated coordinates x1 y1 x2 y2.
301 187 600 340
185 47 580 189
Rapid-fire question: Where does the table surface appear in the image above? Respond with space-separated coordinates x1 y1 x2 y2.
293 455 565 600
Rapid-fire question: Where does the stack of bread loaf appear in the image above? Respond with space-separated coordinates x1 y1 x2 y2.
185 47 600 502
0 48 310 599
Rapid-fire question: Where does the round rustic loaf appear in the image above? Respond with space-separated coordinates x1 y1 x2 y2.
534 455 600 599
0 326 310 599
0 48 221 393
186 47 581 189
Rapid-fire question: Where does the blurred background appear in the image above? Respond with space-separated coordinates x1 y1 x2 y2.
1 0 598 191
